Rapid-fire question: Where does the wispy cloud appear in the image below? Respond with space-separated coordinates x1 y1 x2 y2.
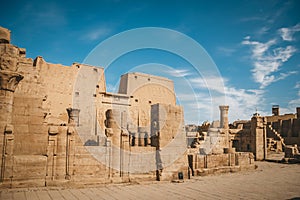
278 23 300 41
189 76 226 94
83 27 112 41
256 26 270 36
203 76 264 111
180 76 265 121
242 36 297 88
164 69 192 77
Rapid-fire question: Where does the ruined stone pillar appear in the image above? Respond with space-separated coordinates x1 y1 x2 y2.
250 115 267 161
297 107 300 119
219 105 229 129
66 108 80 126
46 126 58 183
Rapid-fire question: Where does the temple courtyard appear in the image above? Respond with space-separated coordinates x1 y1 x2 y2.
0 161 299 200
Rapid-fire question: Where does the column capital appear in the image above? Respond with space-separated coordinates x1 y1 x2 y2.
219 105 229 111
0 70 23 92
66 108 80 126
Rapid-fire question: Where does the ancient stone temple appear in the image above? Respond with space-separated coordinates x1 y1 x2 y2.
0 26 262 188
0 27 188 187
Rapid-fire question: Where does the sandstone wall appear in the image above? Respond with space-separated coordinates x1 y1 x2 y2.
191 152 255 176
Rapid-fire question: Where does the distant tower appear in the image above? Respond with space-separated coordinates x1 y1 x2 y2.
219 105 229 129
272 105 279 116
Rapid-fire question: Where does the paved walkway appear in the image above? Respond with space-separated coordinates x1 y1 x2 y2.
0 162 299 200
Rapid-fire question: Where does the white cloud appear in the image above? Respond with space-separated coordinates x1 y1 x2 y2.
218 86 264 121
242 37 297 88
242 39 277 58
278 23 300 41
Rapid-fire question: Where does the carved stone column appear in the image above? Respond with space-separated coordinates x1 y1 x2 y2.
65 127 75 180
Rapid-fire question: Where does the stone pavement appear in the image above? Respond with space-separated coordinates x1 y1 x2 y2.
0 162 299 200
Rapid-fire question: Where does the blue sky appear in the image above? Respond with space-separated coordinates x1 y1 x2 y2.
1 0 300 124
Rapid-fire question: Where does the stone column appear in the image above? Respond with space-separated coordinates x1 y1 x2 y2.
0 76 23 183
219 105 229 129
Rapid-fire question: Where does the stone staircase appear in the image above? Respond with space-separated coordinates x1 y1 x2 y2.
267 124 286 147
